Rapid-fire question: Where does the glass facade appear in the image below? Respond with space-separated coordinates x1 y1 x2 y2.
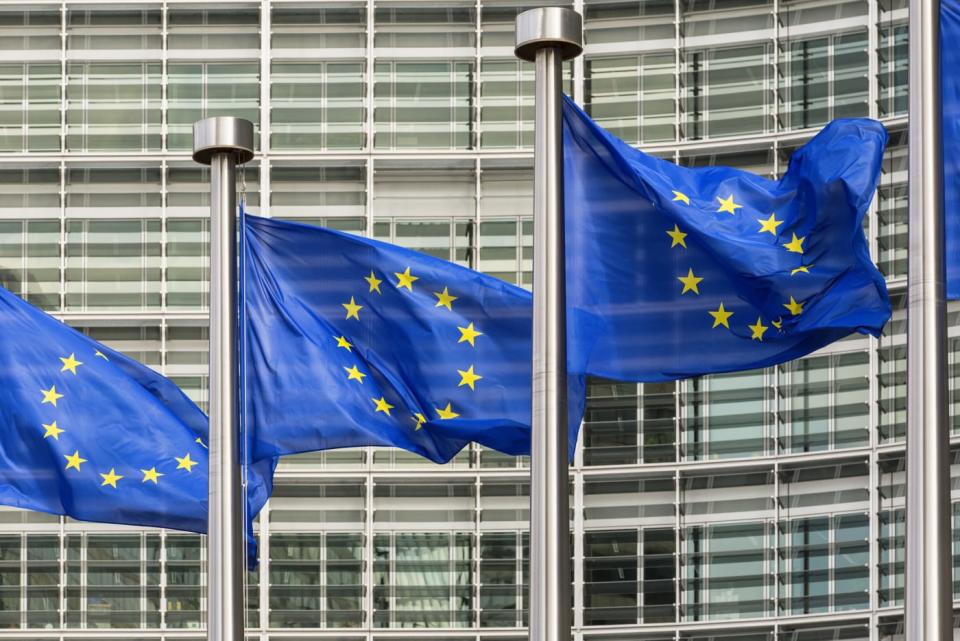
0 0 944 639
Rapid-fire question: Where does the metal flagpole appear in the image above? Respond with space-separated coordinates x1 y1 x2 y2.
514 9 582 641
905 0 952 638
192 117 255 641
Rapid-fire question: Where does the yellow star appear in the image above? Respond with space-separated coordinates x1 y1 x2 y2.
413 412 427 430
757 213 784 236
175 453 198 472
59 353 83 375
677 268 703 295
42 421 64 440
457 322 483 347
434 287 458 311
716 195 742 215
784 296 804 316
436 403 460 420
749 317 769 341
457 365 483 390
791 264 812 276
335 335 353 351
342 296 362 320
100 468 123 489
40 385 63 407
344 365 366 383
64 450 86 471
195 437 208 449
672 190 690 205
94 350 108 360
141 467 163 484
394 267 419 291
708 302 733 329
365 271 383 294
783 233 805 254
666 225 687 249
772 317 783 330
372 396 394 416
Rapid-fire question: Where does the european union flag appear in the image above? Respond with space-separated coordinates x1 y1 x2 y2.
243 213 579 463
0 284 273 564
243 102 890 465
563 96 892 380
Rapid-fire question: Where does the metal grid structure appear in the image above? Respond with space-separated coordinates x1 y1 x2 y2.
0 0 943 639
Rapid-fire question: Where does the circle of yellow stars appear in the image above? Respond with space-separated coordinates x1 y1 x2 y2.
337 266 485 431
669 189 811 342
39 348 202 490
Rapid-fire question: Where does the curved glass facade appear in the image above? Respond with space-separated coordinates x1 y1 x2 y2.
0 0 943 639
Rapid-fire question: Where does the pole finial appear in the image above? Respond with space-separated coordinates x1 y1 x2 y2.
514 7 583 62
192 117 255 166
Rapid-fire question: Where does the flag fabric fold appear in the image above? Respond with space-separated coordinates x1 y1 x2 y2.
942 0 960 299
562 95 891 381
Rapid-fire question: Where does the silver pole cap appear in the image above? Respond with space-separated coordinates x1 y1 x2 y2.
514 7 583 62
192 117 255 165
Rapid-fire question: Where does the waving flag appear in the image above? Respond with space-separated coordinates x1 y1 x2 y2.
243 213 583 464
0 285 273 565
563 95 891 380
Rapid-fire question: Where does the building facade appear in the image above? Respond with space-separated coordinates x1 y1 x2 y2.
0 0 933 639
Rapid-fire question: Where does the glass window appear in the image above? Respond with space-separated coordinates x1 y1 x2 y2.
0 535 19 628
584 0 674 45
878 24 908 117
26 534 59 628
683 44 773 140
479 531 525 627
166 219 209 309
268 532 364 628
683 521 773 621
167 7 260 52
168 62 260 151
877 293 906 443
271 6 366 50
165 534 203 629
65 218 161 310
585 54 675 145
67 8 161 52
683 369 772 460
778 352 870 453
374 61 474 150
271 164 366 222
783 31 868 130
0 9 60 53
374 7 475 49
0 168 60 308
480 60 533 149
0 63 60 152
271 61 365 150
877 128 907 279
66 166 162 211
372 532 474 628
66 62 161 151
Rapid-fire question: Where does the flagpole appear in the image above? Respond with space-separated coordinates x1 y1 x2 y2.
515 9 582 641
192 117 254 641
905 0 952 638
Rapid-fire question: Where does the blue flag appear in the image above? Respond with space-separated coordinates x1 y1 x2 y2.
563 96 891 380
943 0 960 298
0 285 273 565
242 102 889 465
243 213 579 463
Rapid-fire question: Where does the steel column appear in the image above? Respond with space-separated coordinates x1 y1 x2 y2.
515 9 582 641
193 116 255 641
905 0 952 639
